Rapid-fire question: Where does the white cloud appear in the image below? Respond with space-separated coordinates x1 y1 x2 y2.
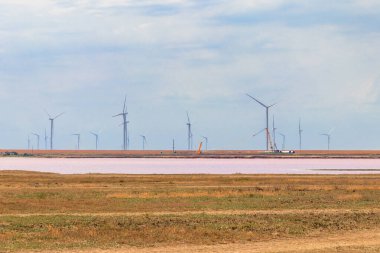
0 0 380 149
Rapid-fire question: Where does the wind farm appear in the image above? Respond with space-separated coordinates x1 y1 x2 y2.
2 94 379 158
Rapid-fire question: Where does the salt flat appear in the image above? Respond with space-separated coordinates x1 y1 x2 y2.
1 157 380 174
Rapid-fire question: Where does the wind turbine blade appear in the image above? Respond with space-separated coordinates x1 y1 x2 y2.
113 113 123 117
328 127 335 134
252 128 266 137
246 94 267 108
186 111 191 123
44 109 51 118
54 112 65 119
268 103 277 108
123 95 127 113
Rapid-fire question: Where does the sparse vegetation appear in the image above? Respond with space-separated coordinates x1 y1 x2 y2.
0 171 379 252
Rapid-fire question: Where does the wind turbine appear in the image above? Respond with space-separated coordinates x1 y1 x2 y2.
246 94 276 151
72 134 80 150
46 111 64 150
279 133 286 150
321 134 331 151
186 112 193 150
90 132 99 150
140 135 147 150
202 136 208 151
113 96 129 150
272 115 277 150
299 118 303 151
321 128 334 151
44 129 48 150
32 133 40 150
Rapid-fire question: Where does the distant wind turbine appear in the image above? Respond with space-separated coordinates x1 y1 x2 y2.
90 132 99 150
32 133 40 150
140 135 147 150
246 94 276 151
202 136 208 151
299 118 303 151
186 112 193 150
321 133 331 151
46 111 64 150
113 95 129 150
72 134 80 150
44 129 48 150
321 128 334 151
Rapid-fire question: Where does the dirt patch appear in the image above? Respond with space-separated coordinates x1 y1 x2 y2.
21 229 380 253
1 208 380 217
336 193 363 201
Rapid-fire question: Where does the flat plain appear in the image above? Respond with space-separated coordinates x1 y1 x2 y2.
0 171 379 252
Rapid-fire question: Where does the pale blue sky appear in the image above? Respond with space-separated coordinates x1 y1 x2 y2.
1 0 380 150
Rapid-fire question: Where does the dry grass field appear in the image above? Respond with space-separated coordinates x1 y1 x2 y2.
0 171 379 252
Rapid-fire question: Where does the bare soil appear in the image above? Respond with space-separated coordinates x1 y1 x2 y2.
23 228 380 253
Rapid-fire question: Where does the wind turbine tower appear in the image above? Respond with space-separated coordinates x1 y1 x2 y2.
46 112 64 150
90 132 99 150
279 133 285 150
202 136 208 151
73 134 80 150
186 112 193 150
113 96 129 150
32 133 40 150
246 94 276 151
321 133 331 151
140 135 147 150
44 129 48 150
72 134 80 150
299 119 303 151
272 115 277 150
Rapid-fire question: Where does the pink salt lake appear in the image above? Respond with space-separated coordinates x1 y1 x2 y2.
1 157 380 174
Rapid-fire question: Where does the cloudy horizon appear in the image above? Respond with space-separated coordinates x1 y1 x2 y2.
1 0 380 150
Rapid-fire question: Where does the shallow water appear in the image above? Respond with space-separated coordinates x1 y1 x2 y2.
1 157 380 174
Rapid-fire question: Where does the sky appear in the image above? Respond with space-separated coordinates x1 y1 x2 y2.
1 0 380 150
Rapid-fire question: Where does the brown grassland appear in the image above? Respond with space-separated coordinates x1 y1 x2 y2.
0 171 379 252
